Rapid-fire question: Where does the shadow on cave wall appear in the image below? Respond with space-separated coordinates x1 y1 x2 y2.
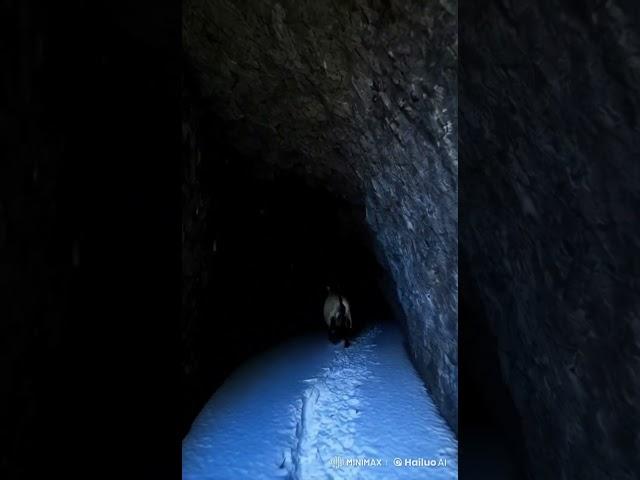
459 254 527 479
181 84 395 437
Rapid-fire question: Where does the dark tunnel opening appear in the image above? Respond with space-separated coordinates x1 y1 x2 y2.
181 89 396 437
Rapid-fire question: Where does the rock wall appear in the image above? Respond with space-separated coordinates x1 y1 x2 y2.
460 1 640 478
184 0 459 431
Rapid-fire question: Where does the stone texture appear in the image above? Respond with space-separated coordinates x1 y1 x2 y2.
460 1 640 478
184 0 459 431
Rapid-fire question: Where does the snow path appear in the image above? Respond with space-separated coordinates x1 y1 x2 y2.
284 329 378 479
183 323 458 480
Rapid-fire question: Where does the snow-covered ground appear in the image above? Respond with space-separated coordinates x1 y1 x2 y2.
183 322 458 479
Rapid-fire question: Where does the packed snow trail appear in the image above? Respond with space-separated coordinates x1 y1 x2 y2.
183 323 458 479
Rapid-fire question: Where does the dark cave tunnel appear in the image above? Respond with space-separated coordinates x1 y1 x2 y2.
180 110 529 479
181 65 528 480
179 0 522 476
180 2 461 457
181 106 395 438
7 1 638 479
181 97 531 479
